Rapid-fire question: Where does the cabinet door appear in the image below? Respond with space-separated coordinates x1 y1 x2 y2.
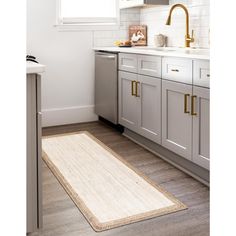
137 75 162 144
162 80 192 160
192 86 210 169
118 71 138 131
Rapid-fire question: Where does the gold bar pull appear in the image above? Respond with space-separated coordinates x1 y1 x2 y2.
131 81 136 96
135 81 140 97
191 95 197 116
184 94 190 114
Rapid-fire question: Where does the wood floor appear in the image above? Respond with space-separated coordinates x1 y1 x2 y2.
31 121 209 236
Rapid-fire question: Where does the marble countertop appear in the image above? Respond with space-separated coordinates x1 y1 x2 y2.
93 46 210 60
27 61 46 74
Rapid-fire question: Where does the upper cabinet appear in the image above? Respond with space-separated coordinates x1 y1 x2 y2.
120 0 169 9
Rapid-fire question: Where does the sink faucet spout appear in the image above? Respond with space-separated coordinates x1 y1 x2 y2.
166 4 194 48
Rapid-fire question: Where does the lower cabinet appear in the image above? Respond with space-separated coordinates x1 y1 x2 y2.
119 71 162 144
118 71 139 131
192 86 210 169
118 55 210 170
162 80 210 169
162 80 193 160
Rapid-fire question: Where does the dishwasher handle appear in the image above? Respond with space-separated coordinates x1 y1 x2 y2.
96 53 116 59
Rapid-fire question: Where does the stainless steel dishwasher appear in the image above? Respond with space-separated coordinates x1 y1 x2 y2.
95 51 118 124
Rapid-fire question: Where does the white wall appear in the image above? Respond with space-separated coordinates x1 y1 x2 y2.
27 0 139 127
140 0 210 48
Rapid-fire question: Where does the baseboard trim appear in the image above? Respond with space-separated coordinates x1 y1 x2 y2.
42 105 98 127
123 128 209 186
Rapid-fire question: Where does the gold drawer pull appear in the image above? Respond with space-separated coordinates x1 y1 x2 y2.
171 69 179 72
135 81 140 97
184 94 190 114
191 95 197 116
131 81 136 96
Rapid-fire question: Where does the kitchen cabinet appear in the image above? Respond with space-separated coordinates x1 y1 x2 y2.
192 86 210 169
162 80 210 169
137 74 161 143
118 71 162 143
119 53 138 73
119 0 169 9
116 51 210 170
162 80 193 160
27 73 42 233
162 57 192 84
193 60 210 88
119 71 138 131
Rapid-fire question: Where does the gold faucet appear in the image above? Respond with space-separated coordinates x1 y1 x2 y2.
166 4 194 47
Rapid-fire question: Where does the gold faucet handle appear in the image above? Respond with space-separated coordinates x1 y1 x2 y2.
191 30 194 42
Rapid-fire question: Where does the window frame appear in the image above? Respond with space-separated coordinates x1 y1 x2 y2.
56 0 120 31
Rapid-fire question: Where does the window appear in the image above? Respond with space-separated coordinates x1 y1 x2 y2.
58 0 119 26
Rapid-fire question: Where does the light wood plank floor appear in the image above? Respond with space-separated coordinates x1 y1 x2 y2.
30 121 209 236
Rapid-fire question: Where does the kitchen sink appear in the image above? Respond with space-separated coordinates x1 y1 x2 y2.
137 47 209 54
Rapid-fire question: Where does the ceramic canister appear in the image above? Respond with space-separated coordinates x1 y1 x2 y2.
154 34 167 47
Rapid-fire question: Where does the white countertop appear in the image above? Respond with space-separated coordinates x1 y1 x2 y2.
27 61 46 74
93 46 210 60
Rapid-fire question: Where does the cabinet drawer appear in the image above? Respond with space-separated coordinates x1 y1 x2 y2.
162 57 192 84
119 53 138 73
193 60 210 88
138 55 161 77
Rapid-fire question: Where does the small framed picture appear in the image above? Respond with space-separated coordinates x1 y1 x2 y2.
129 25 147 46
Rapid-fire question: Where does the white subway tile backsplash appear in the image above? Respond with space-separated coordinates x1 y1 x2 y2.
140 1 210 48
93 1 209 48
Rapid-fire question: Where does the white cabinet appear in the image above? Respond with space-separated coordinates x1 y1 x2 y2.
192 86 210 169
162 80 193 160
118 71 162 144
120 0 169 9
193 60 210 88
162 57 193 84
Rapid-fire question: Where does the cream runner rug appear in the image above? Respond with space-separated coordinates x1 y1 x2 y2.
42 132 187 231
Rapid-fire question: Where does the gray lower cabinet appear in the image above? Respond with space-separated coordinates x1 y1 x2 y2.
27 73 42 233
162 80 192 160
118 71 161 144
137 75 161 143
119 71 139 131
192 86 210 169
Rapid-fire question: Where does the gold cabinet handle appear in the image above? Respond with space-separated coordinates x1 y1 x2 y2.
191 95 197 116
131 80 136 96
135 81 140 97
171 69 179 72
184 94 190 114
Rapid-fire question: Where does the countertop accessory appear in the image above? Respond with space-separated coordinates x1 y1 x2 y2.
129 25 147 46
154 34 167 47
